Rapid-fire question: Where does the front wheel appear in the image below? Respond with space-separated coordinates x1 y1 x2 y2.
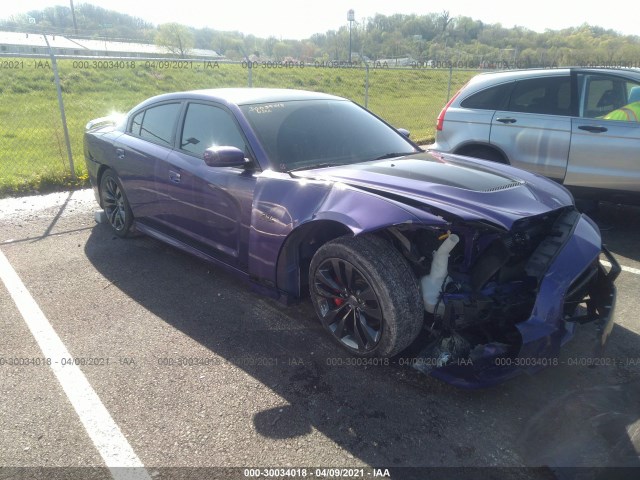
99 169 133 237
309 235 424 357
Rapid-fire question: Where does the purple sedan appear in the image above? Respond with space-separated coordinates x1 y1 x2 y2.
84 88 619 387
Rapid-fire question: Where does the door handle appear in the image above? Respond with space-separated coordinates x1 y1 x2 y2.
496 117 517 124
116 148 125 159
169 170 181 183
578 125 608 133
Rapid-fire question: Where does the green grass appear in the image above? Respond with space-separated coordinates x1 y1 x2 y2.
0 59 478 197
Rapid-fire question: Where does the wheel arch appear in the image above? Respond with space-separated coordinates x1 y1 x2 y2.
453 142 509 164
275 218 441 300
95 164 113 208
276 219 353 299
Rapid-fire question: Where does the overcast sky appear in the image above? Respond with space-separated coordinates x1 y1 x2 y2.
3 0 637 39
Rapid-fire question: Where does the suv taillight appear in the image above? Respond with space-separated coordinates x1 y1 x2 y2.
436 86 465 131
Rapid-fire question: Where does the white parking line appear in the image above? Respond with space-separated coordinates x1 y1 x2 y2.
602 260 640 276
0 249 151 480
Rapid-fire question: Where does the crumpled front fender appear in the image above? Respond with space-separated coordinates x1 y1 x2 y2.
248 173 447 290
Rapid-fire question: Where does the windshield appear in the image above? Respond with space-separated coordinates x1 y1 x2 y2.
239 99 418 171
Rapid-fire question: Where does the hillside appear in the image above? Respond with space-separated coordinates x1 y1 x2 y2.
2 5 640 66
0 4 155 42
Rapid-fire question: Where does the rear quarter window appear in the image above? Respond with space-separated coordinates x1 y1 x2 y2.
460 82 514 110
130 111 143 136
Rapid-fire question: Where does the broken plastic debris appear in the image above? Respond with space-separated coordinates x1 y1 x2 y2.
94 209 106 224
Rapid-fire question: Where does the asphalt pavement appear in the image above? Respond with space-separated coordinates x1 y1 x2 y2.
1 190 639 480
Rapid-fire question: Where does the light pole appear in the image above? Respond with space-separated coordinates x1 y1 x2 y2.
347 9 354 64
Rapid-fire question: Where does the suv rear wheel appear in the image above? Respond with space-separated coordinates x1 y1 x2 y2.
457 145 507 164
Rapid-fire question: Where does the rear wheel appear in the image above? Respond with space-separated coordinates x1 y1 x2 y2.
99 169 133 237
458 145 507 164
309 235 423 357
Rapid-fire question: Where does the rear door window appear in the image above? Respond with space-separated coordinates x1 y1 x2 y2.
128 103 182 147
508 76 571 115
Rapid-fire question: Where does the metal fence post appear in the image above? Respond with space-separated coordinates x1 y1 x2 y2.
240 49 253 88
364 63 369 108
446 65 453 102
44 34 75 179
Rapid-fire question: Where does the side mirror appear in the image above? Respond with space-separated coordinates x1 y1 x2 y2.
397 128 411 138
203 146 248 168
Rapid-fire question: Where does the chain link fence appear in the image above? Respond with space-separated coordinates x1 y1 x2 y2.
0 51 481 196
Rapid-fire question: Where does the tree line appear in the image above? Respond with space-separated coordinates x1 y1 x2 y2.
2 5 640 66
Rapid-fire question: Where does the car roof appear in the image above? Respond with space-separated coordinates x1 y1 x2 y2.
134 88 346 110
459 67 640 96
470 67 640 83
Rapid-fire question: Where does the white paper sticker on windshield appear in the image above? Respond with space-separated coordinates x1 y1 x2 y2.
249 103 286 114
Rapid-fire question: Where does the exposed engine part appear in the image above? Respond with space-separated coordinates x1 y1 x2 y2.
442 288 535 330
420 233 459 314
525 208 581 282
469 239 511 291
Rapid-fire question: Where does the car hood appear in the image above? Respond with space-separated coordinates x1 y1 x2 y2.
292 151 574 230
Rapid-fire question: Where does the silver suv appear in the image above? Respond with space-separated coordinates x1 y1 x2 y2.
431 68 640 202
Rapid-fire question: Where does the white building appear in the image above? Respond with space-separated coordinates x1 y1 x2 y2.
0 31 221 58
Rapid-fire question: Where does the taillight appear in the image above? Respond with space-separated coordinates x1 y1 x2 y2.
436 86 465 131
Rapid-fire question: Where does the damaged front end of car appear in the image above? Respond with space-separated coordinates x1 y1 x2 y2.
388 206 620 388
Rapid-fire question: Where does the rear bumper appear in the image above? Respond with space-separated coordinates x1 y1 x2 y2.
83 155 101 205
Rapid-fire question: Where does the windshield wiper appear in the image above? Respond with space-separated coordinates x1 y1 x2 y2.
287 162 340 172
374 152 415 160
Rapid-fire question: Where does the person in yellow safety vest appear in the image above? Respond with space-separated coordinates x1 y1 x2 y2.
601 101 640 121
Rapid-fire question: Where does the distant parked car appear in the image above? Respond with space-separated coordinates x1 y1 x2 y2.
84 88 619 388
431 68 640 203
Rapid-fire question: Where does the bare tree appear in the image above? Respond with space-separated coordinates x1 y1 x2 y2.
156 23 194 58
438 10 454 34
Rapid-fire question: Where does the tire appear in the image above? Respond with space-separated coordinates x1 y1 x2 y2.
575 197 599 215
309 234 423 357
99 169 133 237
460 145 507 164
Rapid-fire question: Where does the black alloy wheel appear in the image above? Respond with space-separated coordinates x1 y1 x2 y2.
309 235 423 358
313 257 383 352
100 169 133 237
